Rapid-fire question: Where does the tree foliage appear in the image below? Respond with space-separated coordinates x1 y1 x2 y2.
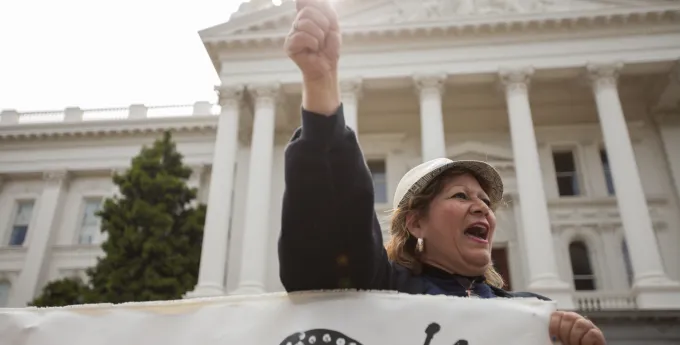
29 131 206 307
28 277 87 307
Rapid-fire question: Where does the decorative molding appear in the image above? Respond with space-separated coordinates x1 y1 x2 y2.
586 62 624 90
248 82 281 109
202 5 680 50
547 195 670 228
0 115 219 141
413 73 447 95
499 66 534 94
248 82 281 100
43 169 70 187
215 84 245 108
340 78 364 99
0 270 20 283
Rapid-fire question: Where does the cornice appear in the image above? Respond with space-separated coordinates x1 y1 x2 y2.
203 5 680 50
0 115 219 141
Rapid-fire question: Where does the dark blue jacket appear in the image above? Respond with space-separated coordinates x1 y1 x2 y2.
278 105 549 301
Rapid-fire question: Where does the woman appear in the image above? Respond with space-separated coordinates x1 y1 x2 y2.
279 1 606 344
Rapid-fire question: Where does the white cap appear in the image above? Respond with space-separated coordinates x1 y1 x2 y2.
392 158 504 210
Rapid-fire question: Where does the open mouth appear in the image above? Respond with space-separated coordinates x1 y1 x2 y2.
464 224 489 243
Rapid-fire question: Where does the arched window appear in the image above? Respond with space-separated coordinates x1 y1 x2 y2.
569 241 596 291
0 280 11 307
621 240 634 287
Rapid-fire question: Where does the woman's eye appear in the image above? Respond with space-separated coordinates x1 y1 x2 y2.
452 192 467 199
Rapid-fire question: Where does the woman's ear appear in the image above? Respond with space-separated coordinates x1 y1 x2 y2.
405 211 425 239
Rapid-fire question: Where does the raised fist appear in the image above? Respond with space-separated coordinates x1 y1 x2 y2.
284 0 341 83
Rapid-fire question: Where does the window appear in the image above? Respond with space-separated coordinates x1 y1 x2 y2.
78 198 103 245
367 160 387 204
9 200 34 246
553 150 580 196
0 281 10 307
600 149 615 195
569 241 596 291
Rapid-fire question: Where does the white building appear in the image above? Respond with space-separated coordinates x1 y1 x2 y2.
1 0 680 342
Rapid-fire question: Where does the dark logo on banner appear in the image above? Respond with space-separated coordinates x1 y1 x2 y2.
279 322 468 345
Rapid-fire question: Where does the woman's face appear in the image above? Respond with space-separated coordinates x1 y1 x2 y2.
408 173 497 277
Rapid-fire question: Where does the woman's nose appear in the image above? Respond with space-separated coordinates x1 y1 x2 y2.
470 199 490 215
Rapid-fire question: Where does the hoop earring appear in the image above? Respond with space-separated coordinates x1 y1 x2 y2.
417 238 425 253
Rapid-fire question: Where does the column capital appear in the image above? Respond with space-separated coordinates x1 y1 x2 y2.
248 82 281 100
499 66 534 92
586 62 624 89
413 73 447 94
340 78 363 98
215 85 245 107
43 170 70 187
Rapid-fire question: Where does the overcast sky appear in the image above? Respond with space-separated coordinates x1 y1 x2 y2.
0 0 255 112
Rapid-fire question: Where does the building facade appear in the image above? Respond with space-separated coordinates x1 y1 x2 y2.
1 0 680 342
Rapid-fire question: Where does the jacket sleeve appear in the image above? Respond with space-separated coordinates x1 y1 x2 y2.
278 104 391 292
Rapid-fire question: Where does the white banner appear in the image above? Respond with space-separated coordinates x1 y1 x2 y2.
0 291 556 345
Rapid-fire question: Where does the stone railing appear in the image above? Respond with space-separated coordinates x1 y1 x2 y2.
0 102 221 125
574 291 637 311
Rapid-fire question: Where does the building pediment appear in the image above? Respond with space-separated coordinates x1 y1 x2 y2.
200 0 679 39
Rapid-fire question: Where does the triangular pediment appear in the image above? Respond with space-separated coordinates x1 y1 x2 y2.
200 0 678 38
448 141 514 163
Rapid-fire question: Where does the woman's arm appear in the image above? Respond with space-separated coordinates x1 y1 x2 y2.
278 103 390 292
278 0 391 292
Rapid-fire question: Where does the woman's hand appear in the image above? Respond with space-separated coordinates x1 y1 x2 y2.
550 311 606 344
285 0 341 115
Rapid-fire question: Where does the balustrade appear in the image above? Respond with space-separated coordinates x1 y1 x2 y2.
574 291 638 311
0 101 220 125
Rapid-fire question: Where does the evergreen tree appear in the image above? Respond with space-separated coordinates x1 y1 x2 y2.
30 131 206 306
28 277 88 307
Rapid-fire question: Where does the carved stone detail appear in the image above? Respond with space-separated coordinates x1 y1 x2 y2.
587 62 624 90
248 83 281 109
248 83 280 100
43 170 70 187
215 85 245 108
413 73 447 95
499 67 534 94
340 78 364 99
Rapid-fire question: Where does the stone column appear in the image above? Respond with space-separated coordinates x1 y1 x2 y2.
414 74 447 162
587 62 680 308
10 170 70 307
231 83 279 295
186 85 244 299
654 62 680 211
499 67 573 309
340 78 362 133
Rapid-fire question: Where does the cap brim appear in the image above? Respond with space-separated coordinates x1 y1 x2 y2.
396 160 504 209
